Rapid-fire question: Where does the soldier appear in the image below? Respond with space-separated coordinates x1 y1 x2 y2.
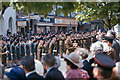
20 39 25 58
65 33 75 55
59 31 65 58
48 35 57 56
6 39 12 68
30 37 35 58
37 37 44 61
15 42 20 66
25 39 30 56
11 41 16 67
43 39 49 54
34 39 39 59
1 39 7 66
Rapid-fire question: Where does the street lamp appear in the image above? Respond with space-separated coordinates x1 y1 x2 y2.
28 13 30 40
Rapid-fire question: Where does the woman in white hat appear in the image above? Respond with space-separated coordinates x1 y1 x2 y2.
63 52 89 79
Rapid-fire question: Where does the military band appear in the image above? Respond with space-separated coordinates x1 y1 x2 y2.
1 30 97 67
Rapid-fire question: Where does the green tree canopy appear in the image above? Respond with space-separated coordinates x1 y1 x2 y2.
75 2 120 29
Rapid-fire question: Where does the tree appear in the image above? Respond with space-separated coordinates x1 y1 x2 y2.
75 2 120 29
1 2 79 17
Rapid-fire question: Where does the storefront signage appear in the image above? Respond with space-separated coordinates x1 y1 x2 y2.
55 18 77 25
39 17 54 23
17 21 27 26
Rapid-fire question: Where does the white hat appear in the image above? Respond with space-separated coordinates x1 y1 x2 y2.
63 52 83 68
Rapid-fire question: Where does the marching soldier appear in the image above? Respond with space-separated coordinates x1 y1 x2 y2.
25 39 30 56
34 39 39 59
20 39 25 58
43 39 49 54
30 37 35 58
65 33 75 55
11 41 16 66
1 39 7 66
37 37 44 61
59 31 65 57
48 35 57 56
6 39 12 68
15 42 20 66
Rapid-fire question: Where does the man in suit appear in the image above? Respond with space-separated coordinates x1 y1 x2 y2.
20 56 44 80
41 54 64 80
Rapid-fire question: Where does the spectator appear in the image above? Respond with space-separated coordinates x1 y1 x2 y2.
93 52 119 80
75 48 94 79
5 66 26 80
63 52 89 79
54 56 61 69
20 56 44 80
89 41 103 66
41 54 64 79
105 30 120 62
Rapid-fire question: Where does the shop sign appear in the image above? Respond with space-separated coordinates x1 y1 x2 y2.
39 17 54 23
17 21 27 26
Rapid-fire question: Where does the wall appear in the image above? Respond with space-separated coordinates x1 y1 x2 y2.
0 6 16 36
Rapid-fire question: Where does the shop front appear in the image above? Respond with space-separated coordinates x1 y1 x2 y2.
54 17 78 32
37 15 54 33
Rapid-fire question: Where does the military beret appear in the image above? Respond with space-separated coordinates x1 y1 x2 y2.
94 52 115 71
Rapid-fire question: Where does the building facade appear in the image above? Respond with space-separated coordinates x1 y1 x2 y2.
0 6 16 36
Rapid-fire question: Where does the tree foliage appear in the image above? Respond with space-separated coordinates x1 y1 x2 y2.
75 2 120 29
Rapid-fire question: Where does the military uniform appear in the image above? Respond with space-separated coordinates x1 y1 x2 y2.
15 44 20 60
43 41 49 54
6 42 11 61
11 43 16 60
59 34 65 57
20 43 25 58
48 40 57 56
34 41 39 59
37 42 43 61
65 39 75 55
31 42 34 58
26 43 30 56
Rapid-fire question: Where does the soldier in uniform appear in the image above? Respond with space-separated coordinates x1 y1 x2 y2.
37 37 44 61
65 33 75 55
30 37 35 58
6 39 12 68
11 41 16 67
34 39 39 59
20 39 25 58
59 31 65 58
48 35 57 56
25 39 30 56
1 39 7 66
43 39 49 54
15 42 20 66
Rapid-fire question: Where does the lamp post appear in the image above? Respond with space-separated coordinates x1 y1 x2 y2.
28 13 30 40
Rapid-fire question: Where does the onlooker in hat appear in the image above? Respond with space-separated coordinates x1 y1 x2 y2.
89 41 103 66
5 66 26 80
41 54 64 79
75 48 94 79
20 56 44 80
63 52 89 79
105 30 120 62
93 52 119 80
